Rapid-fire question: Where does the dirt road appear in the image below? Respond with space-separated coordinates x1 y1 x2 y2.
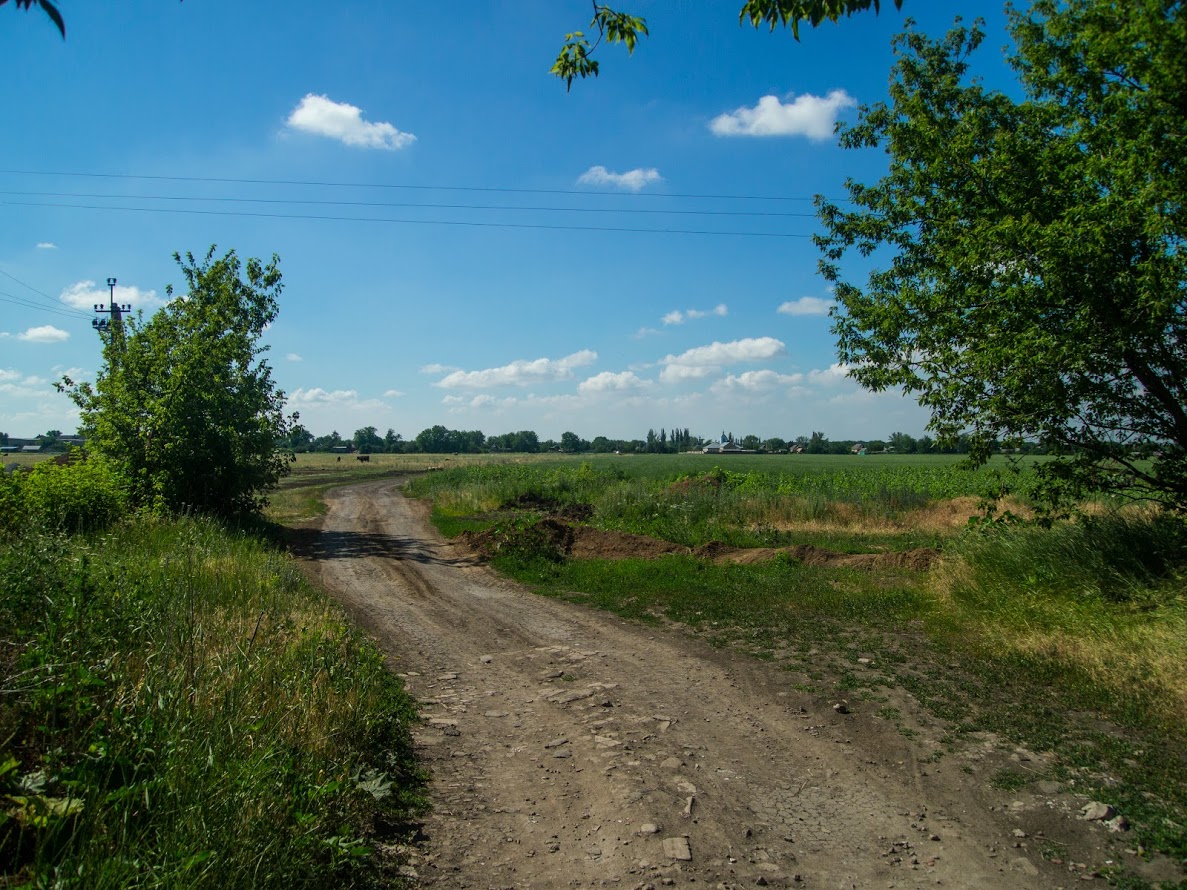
304 478 1129 889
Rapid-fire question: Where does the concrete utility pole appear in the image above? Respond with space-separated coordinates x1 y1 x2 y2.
92 276 131 332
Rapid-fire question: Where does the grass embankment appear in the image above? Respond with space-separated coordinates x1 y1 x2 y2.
1 459 424 888
408 456 1187 870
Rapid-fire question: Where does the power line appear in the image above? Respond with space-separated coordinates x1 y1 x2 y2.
1 200 815 238
0 268 91 319
0 189 820 219
0 290 90 321
0 169 834 204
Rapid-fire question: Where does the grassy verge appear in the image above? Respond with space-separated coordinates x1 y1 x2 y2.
0 515 425 888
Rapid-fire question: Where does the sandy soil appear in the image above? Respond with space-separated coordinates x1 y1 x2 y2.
300 478 1154 889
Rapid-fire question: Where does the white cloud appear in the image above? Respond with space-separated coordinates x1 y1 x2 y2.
383 388 405 398
289 387 361 406
59 280 164 312
633 326 661 339
778 296 834 316
577 165 662 192
808 363 853 385
286 93 416 150
0 369 21 382
709 90 856 141
419 362 457 375
434 350 597 389
710 370 804 394
662 304 727 326
285 353 303 362
578 371 650 394
660 336 786 384
18 325 69 343
36 242 57 250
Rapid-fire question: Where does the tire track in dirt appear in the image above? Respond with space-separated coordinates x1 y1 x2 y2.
303 478 1095 889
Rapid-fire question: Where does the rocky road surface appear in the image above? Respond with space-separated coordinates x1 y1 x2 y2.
302 478 1145 889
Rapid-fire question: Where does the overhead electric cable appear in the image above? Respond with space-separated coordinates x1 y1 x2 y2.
0 290 91 321
0 169 837 204
0 269 91 318
0 190 820 219
0 200 813 238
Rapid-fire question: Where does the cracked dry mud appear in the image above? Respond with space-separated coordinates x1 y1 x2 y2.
303 478 1141 889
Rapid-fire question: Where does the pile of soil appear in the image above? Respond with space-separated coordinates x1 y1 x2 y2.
500 493 594 522
464 515 939 571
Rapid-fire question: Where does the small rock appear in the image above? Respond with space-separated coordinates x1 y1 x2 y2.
637 823 661 835
1105 815 1130 833
553 749 572 759
1080 802 1117 822
484 710 509 718
480 655 493 663
544 737 569 749
662 836 692 861
661 757 684 770
1013 829 1028 839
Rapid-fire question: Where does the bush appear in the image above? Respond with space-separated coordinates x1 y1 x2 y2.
0 453 129 535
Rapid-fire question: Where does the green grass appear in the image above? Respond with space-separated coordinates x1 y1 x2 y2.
0 515 425 888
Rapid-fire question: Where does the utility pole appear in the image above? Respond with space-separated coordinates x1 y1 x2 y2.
92 276 131 332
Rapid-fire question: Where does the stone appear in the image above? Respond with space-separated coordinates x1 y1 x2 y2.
544 737 569 749
662 836 692 861
1080 802 1117 822
638 823 661 835
480 655 493 663
661 757 684 770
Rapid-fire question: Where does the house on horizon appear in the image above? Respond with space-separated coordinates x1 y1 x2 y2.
702 434 754 455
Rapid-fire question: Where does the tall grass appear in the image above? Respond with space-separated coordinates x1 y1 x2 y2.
1 515 422 888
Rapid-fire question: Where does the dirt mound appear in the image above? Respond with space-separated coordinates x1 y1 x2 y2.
570 526 690 560
695 542 939 570
463 519 937 571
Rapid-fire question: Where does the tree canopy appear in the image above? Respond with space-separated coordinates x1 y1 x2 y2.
818 1 1186 510
60 248 295 516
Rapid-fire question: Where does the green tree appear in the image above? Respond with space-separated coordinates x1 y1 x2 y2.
60 247 294 516
820 3 1187 510
353 425 383 454
888 431 917 454
554 0 901 88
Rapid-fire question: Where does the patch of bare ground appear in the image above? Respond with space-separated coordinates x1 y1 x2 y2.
291 478 1178 889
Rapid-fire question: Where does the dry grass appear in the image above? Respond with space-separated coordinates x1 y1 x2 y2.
758 495 1035 537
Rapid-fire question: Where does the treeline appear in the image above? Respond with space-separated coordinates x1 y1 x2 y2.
276 424 1064 457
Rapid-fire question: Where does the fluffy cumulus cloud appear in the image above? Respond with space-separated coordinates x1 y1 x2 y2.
663 304 728 326
286 93 416 150
659 337 786 384
778 296 834 316
59 280 164 312
710 369 804 394
434 350 597 389
577 166 662 192
383 388 405 398
17 325 69 343
578 370 650 394
709 90 856 141
0 370 53 398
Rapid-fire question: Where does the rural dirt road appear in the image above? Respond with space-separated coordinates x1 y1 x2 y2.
302 478 1137 889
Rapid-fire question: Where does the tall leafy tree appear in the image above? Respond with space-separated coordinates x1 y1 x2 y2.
819 2 1186 510
60 248 294 516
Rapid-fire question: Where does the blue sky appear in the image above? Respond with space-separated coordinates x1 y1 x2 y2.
1 1 1015 442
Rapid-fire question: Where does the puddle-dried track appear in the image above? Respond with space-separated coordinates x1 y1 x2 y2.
304 478 1108 889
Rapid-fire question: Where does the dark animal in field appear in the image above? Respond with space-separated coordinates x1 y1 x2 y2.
357 454 370 462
